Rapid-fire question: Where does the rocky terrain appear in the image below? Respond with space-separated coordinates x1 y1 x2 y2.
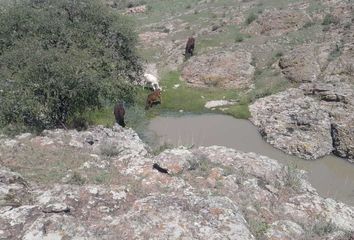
121 0 354 162
1 0 354 238
1 125 354 239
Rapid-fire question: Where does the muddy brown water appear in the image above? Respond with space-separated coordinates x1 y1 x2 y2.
148 113 354 206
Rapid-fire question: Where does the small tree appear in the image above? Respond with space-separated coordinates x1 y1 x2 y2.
0 0 142 130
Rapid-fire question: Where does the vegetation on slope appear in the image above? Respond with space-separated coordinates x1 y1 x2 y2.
0 0 142 132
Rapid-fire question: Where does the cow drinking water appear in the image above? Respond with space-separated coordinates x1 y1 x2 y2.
145 89 161 110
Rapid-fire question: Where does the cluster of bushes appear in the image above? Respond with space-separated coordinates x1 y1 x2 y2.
0 0 142 132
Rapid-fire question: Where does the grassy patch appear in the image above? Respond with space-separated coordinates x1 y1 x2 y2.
157 71 240 112
223 104 250 119
83 107 115 128
302 217 338 239
283 163 301 191
328 43 342 61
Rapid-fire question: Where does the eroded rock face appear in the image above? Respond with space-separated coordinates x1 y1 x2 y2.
181 51 255 89
331 117 354 162
1 127 354 239
249 88 333 159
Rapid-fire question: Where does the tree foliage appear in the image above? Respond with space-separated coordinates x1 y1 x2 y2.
0 0 142 130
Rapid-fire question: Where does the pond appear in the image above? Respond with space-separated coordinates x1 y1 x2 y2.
147 113 354 206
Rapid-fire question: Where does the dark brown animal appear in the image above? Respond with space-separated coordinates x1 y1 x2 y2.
185 37 195 57
145 89 161 110
114 102 126 127
153 163 169 175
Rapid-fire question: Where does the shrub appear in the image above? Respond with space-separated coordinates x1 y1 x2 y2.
245 13 257 25
0 0 142 131
322 14 338 25
235 35 244 43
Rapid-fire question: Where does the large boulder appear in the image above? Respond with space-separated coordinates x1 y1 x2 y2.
300 80 354 161
249 88 333 159
278 44 331 83
181 51 255 89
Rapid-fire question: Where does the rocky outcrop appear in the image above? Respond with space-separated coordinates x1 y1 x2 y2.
249 88 333 159
278 44 332 83
181 51 255 89
331 117 354 162
250 77 354 161
1 127 354 239
246 10 311 37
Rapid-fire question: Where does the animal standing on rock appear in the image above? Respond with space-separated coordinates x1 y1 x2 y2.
145 89 161 110
185 37 195 57
114 101 126 127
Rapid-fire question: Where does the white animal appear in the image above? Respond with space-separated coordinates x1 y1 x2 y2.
143 73 161 91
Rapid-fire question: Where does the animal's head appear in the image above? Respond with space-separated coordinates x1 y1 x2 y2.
155 89 161 96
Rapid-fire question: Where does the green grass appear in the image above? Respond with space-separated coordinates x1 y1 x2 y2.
157 71 249 115
83 107 115 128
223 104 250 119
78 63 293 133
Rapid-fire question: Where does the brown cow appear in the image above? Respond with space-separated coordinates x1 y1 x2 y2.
185 37 195 57
145 89 161 110
114 101 126 127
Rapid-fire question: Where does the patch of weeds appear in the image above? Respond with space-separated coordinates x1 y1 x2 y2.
82 106 115 127
94 171 111 184
187 153 213 176
68 171 86 185
235 35 244 42
328 43 342 61
223 104 250 119
344 22 351 29
303 217 338 238
245 12 257 25
283 163 301 191
100 143 123 157
302 21 316 29
322 25 330 32
254 68 263 76
221 165 234 176
236 166 247 185
151 142 173 155
322 14 339 25
247 217 269 239
344 63 354 76
312 219 337 236
274 51 284 59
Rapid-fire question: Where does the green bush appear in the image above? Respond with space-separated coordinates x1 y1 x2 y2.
245 12 257 25
322 14 338 25
0 0 142 131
